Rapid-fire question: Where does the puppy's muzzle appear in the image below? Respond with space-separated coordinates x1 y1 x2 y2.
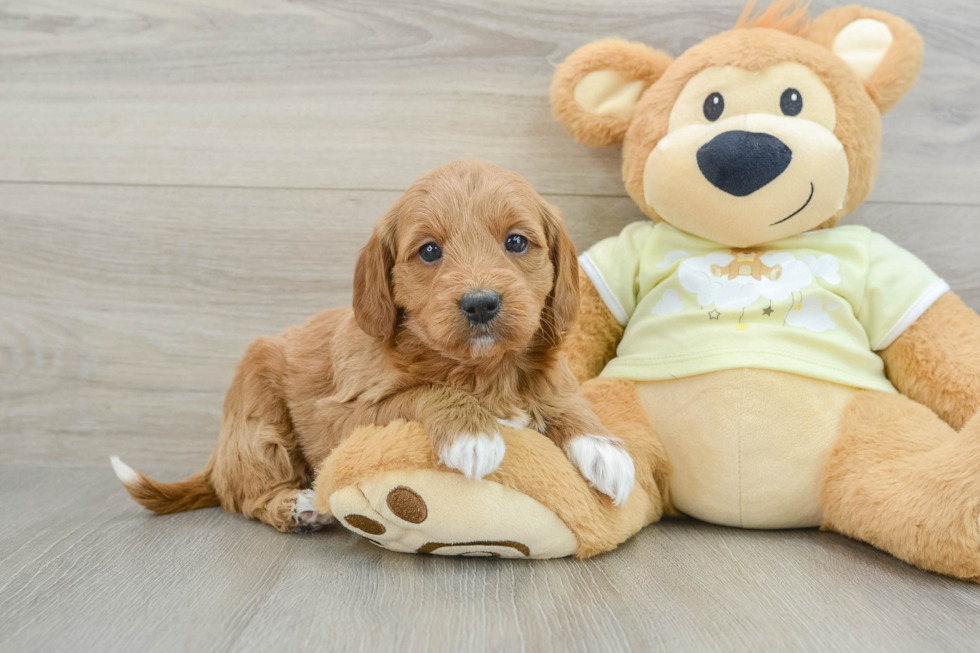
459 290 501 326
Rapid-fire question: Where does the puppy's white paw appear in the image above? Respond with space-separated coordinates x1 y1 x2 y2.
565 435 635 506
292 489 335 532
439 433 506 480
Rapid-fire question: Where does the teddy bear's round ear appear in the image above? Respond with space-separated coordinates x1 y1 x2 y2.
551 39 672 147
809 6 924 114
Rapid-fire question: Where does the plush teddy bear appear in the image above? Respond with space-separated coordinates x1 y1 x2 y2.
316 1 980 580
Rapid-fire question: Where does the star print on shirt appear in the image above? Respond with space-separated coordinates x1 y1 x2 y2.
708 309 721 320
762 306 774 316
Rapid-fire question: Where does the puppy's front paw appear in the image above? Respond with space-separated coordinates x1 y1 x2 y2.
565 435 635 506
438 433 506 480
292 489 335 533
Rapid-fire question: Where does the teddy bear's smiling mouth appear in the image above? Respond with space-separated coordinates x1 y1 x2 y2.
770 182 815 226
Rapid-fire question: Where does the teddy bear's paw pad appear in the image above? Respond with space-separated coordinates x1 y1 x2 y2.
329 469 577 559
291 489 335 533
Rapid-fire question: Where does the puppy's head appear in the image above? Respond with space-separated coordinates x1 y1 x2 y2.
353 160 578 360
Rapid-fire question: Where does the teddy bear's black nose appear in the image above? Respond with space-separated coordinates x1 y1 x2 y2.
696 130 793 197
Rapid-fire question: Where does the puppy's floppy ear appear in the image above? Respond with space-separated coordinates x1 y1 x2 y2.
539 198 580 344
353 213 397 341
809 7 923 114
551 38 672 147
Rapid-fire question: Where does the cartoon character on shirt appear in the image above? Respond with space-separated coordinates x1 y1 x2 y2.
656 245 841 331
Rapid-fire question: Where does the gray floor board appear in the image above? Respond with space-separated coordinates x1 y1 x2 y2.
1 468 979 653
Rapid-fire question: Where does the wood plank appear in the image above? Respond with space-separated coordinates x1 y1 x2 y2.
1 183 978 468
0 0 977 202
1 467 978 653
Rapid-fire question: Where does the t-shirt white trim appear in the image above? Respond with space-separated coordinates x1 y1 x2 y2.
579 252 629 327
872 279 950 351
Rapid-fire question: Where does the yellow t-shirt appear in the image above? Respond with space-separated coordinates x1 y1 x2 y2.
580 222 949 393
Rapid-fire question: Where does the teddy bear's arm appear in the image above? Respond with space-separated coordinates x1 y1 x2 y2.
879 292 980 430
562 267 625 384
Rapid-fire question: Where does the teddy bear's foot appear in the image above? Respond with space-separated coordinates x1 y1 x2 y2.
328 469 577 558
314 387 669 560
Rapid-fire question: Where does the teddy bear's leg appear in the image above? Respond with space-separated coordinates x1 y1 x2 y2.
821 391 980 581
314 378 667 558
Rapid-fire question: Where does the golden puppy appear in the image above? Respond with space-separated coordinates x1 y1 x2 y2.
111 160 635 533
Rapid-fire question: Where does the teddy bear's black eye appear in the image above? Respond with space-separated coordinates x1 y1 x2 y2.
505 234 528 254
780 88 803 116
703 92 724 121
419 242 442 263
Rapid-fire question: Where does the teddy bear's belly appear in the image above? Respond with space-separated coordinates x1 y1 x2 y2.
634 369 858 529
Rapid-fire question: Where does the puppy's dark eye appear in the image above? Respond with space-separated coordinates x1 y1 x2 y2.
505 234 528 254
703 92 724 121
419 242 442 263
780 88 803 116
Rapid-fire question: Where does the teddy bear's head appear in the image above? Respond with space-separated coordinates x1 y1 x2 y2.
551 1 923 248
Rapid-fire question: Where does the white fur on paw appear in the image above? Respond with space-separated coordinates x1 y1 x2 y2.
565 435 635 506
109 455 139 485
439 433 506 480
293 489 334 527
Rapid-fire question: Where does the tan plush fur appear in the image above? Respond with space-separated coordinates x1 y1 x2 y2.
808 5 925 114
880 292 980 431
114 160 623 532
550 39 673 147
822 391 980 581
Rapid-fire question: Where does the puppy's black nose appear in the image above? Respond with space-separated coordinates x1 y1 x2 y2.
459 290 501 326
697 130 792 197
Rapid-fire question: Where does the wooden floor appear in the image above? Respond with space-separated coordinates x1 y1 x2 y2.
1 467 980 653
2 0 980 651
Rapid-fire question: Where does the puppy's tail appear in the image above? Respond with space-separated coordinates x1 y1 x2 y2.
109 455 220 514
